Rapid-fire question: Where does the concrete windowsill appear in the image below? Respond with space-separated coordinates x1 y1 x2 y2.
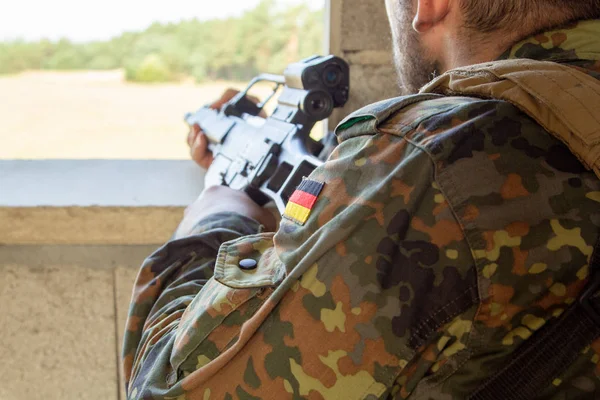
0 160 205 245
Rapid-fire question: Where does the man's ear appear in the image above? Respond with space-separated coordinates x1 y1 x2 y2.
413 0 451 33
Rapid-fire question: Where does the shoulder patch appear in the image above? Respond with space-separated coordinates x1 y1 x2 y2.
283 178 325 225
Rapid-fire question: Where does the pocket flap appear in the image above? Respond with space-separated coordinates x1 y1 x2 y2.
215 233 285 289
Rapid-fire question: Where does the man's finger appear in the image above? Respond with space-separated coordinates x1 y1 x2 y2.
210 88 240 110
187 124 201 147
190 133 214 169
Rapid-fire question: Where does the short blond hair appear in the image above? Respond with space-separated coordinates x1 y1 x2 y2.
460 0 600 33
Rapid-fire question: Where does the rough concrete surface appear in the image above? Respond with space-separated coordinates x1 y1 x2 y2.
0 264 117 400
328 0 398 125
1 207 183 245
0 245 156 399
340 0 392 51
0 245 159 271
345 50 393 66
343 63 400 116
0 160 204 208
0 159 203 245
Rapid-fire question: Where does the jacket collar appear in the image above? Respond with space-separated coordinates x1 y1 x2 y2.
498 19 600 77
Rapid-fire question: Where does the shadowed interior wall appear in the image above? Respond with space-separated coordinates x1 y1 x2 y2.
328 0 399 128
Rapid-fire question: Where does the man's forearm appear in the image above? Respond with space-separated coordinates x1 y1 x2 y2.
174 185 277 239
123 211 263 393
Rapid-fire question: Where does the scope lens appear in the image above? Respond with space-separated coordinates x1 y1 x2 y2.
322 64 343 87
326 71 337 83
302 90 334 120
306 70 320 85
311 98 324 111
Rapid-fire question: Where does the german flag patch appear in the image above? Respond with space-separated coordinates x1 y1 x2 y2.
283 178 325 225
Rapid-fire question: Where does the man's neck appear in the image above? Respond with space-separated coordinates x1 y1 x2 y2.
442 28 526 71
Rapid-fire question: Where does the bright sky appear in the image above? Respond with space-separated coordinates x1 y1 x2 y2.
0 0 324 42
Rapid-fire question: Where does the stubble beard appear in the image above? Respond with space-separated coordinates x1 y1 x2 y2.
390 3 439 95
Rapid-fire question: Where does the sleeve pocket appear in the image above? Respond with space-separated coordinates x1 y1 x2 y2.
170 232 284 379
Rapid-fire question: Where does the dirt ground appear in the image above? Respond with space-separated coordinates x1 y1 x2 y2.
0 70 274 159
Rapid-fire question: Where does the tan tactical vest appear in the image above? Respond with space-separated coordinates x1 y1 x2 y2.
420 59 600 180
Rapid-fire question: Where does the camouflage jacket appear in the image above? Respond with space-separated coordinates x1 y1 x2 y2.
123 20 600 399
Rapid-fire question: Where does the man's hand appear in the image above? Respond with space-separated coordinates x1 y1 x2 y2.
174 186 277 238
187 88 240 169
181 89 279 239
187 88 263 169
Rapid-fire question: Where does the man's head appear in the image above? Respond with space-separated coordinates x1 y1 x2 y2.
386 0 600 94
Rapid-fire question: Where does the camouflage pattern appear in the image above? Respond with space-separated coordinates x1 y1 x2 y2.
123 20 600 399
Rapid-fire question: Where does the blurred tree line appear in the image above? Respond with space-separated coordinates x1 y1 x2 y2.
0 0 323 83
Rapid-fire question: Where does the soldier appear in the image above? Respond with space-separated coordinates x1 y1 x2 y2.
123 1 600 399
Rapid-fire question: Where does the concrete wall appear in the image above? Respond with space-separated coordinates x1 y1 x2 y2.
0 246 153 400
0 161 203 400
327 0 399 128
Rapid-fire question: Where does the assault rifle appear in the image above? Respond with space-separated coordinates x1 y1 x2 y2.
185 55 350 213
